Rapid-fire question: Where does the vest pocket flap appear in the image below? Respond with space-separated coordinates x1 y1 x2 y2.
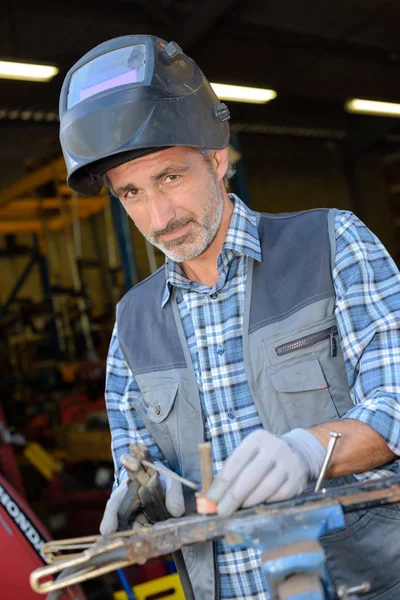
270 358 328 393
139 382 179 424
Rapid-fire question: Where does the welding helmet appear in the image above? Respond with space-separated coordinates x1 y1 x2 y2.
59 34 231 196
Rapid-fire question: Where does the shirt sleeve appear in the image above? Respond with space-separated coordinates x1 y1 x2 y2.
333 210 400 460
105 323 167 488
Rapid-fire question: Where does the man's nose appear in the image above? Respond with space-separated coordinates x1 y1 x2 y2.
147 191 175 231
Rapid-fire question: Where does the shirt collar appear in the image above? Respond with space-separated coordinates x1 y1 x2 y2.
161 194 262 307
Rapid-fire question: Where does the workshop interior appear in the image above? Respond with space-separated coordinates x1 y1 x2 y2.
1 1 400 599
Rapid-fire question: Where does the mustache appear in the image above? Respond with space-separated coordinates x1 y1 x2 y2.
152 217 193 241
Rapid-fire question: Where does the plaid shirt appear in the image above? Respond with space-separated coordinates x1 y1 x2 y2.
106 196 400 599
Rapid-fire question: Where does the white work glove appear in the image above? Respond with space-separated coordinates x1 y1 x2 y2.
100 479 129 535
100 463 185 535
207 428 326 516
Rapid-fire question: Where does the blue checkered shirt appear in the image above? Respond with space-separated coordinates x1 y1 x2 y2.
106 195 400 599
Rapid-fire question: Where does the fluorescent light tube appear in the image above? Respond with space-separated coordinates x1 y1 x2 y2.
211 82 277 104
0 60 59 82
345 98 400 117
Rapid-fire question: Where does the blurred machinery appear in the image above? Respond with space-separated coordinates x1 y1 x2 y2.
0 157 177 598
0 401 88 600
0 139 248 597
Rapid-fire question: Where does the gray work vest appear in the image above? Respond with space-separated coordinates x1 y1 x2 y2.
117 208 400 599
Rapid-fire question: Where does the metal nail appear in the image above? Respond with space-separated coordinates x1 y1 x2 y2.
314 431 342 492
198 442 214 493
141 459 199 490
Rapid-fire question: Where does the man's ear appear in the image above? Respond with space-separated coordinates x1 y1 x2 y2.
212 148 229 183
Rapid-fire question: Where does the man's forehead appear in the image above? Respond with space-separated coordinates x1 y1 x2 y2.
107 146 199 180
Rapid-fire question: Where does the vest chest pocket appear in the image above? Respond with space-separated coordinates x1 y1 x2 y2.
136 381 179 424
269 357 340 429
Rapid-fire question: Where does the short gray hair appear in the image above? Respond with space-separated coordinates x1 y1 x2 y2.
103 146 236 194
196 148 236 189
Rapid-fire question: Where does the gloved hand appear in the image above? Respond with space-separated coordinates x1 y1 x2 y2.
207 428 326 516
100 463 185 535
100 479 129 535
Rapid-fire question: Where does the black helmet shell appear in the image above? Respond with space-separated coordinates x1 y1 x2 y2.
59 35 230 195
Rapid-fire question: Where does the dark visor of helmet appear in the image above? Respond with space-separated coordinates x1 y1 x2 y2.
67 44 146 109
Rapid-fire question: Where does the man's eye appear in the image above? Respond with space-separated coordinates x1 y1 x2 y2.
165 174 180 183
124 189 138 199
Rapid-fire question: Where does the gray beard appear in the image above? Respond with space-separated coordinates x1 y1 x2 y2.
141 186 225 263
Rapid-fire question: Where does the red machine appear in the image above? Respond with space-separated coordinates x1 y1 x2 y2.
0 404 86 599
0 473 87 599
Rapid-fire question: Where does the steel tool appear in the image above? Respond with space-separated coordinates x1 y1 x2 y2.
140 459 199 491
314 431 342 492
30 473 400 599
195 442 217 514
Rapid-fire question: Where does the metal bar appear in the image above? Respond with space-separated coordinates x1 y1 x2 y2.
198 442 214 492
30 474 400 594
0 156 66 207
89 214 114 305
229 131 250 207
0 196 108 210
1 252 36 315
0 246 35 257
117 568 136 600
141 459 199 490
103 196 121 305
71 191 82 259
55 178 97 360
33 233 61 355
110 194 139 291
314 432 341 492
0 221 43 234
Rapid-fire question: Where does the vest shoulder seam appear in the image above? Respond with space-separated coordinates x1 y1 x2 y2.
249 291 335 333
258 208 330 221
119 264 166 303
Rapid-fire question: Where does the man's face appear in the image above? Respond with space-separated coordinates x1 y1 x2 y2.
107 147 228 263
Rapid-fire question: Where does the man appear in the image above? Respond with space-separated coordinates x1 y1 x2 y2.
59 35 400 599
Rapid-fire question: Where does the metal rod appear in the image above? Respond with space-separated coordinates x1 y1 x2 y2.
2 253 36 314
346 583 371 594
198 442 214 492
55 179 97 360
141 459 199 490
338 581 371 598
31 474 400 594
314 431 342 492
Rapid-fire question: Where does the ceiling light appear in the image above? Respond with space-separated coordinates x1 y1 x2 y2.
345 98 400 117
211 83 277 104
0 60 59 82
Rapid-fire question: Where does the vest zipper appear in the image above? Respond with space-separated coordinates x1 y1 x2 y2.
213 540 221 600
275 326 338 357
202 411 221 600
202 411 209 442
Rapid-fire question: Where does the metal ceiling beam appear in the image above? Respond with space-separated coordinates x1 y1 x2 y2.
0 157 66 208
342 117 398 164
266 0 398 91
176 0 240 48
218 19 398 64
0 200 107 235
129 0 171 27
0 196 107 213
340 115 398 218
0 220 43 234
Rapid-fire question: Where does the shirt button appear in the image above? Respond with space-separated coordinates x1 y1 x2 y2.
210 292 218 300
216 345 224 355
228 411 235 419
155 405 161 416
